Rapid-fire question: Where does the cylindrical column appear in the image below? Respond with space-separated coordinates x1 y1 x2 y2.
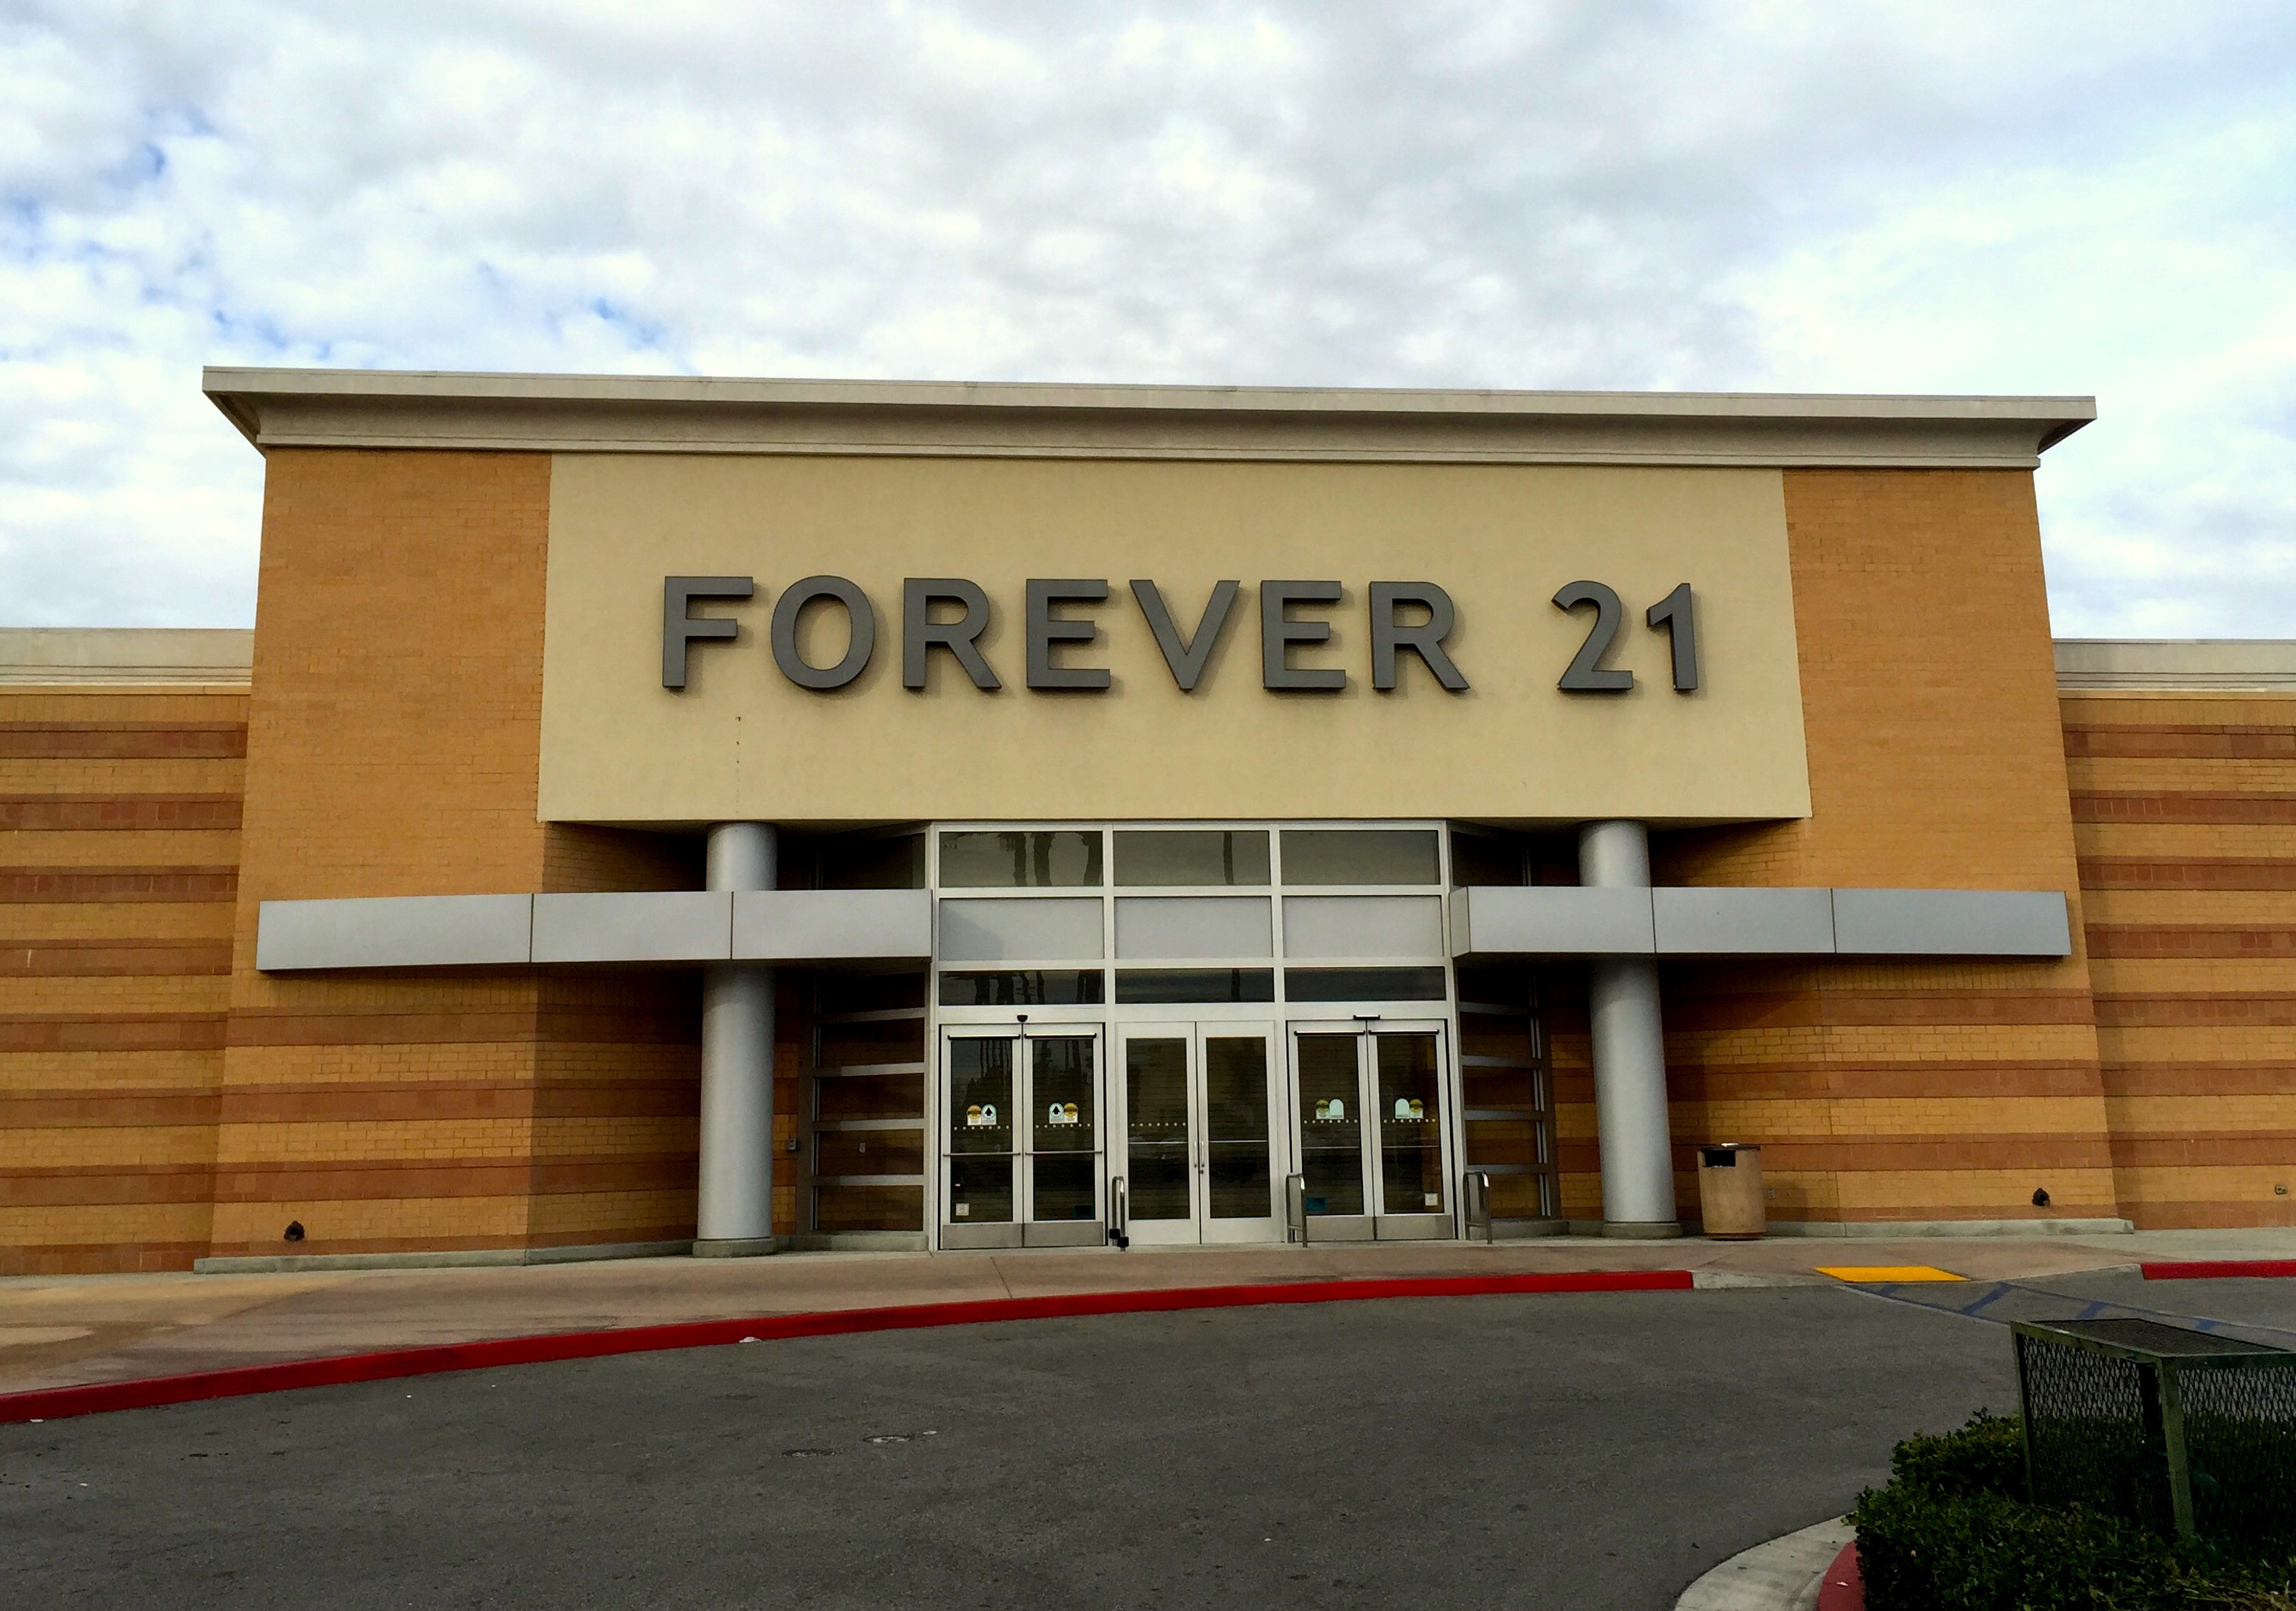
1579 820 1681 1238
696 822 778 1253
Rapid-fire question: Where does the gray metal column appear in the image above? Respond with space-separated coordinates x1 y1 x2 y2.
1579 820 1682 1238
695 821 780 1255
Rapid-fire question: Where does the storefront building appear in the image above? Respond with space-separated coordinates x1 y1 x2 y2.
4 371 2292 1274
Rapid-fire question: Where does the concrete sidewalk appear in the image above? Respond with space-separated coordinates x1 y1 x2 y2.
5 1227 2292 1395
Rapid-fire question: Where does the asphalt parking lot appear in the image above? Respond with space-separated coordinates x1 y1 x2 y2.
12 1273 2296 1610
0 1280 2037 1611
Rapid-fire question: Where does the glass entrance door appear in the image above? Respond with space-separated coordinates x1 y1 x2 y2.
1117 1024 1283 1246
1287 1022 1454 1241
941 1025 1104 1249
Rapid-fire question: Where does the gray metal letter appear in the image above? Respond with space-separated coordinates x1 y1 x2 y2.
1578 820 1680 1236
663 576 754 690
1369 581 1468 692
1130 579 1240 691
771 575 876 690
1260 580 1346 692
1647 583 1699 693
1025 579 1112 691
1553 580 1633 693
698 821 779 1253
901 578 1002 692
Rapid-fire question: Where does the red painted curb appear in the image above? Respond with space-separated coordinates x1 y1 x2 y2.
2142 1260 2296 1281
1815 1540 1864 1611
0 1268 1691 1425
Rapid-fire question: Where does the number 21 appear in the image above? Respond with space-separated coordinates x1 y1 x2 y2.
1551 580 1700 693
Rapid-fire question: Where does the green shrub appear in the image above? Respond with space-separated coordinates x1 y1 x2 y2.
1887 1408 2028 1500
1853 1411 2296 1611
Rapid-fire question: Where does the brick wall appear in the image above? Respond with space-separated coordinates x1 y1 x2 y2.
1640 469 2116 1227
14 445 2292 1266
209 448 714 1262
2065 692 2296 1227
0 685 246 1273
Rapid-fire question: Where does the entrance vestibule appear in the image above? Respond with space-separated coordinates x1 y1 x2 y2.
935 1014 1458 1249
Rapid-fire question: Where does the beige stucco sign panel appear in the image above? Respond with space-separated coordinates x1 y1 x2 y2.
539 453 1810 825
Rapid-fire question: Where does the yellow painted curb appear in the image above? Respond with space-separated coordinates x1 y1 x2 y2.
1815 1264 1964 1283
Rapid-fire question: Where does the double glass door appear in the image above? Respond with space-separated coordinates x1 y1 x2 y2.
1117 1024 1283 1245
935 1019 1455 1249
1290 1022 1452 1241
941 1026 1103 1249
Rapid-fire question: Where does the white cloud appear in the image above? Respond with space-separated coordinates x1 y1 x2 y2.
1 0 2291 633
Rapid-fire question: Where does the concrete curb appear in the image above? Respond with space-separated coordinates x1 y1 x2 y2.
1677 1516 1854 1611
2143 1259 2296 1280
0 1267 1694 1425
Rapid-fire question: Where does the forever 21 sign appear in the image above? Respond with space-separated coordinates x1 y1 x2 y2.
661 575 1700 696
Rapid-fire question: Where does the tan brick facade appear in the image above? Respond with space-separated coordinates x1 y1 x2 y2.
0 686 245 1272
2064 692 2296 1228
1638 470 2116 1228
205 449 714 1260
4 380 2287 1270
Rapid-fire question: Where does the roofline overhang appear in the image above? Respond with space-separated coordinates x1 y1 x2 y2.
203 367 2094 470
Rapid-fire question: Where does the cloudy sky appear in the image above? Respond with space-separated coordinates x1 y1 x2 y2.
3 2 2291 635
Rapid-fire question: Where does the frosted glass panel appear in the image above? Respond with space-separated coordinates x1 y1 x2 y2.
937 898 1105 962
1281 895 1445 959
1113 896 1273 959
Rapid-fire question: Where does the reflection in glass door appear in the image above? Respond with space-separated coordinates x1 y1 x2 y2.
1288 1024 1453 1241
1030 1034 1099 1231
941 1027 1103 1249
1377 1033 1446 1219
1124 1032 1191 1231
946 1036 1015 1232
1118 1024 1281 1246
1294 1031 1369 1236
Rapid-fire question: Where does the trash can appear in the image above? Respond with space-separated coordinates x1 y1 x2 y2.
1696 1144 1765 1238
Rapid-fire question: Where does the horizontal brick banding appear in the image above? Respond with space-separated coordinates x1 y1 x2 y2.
0 940 234 976
0 867 238 903
0 795 244 831
1553 1136 2116 1173
212 1156 696 1201
2 1243 212 1278
224 1006 698 1048
2087 926 2296 959
2070 792 2296 825
2063 724 2296 760
0 722 247 759
2099 1063 2296 1095
0 1013 227 1052
2094 993 2296 1027
0 1091 221 1126
198 1229 699 1260
1664 1060 2105 1099
1666 989 2094 1031
0 1163 216 1206
212 1078 696 1123
2108 1134 2296 1168
2078 858 2296 891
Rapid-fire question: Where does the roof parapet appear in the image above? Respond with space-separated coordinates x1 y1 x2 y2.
204 368 2094 470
